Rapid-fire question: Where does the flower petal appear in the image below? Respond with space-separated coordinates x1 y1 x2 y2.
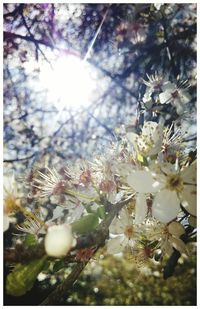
179 184 196 216
159 90 171 104
169 236 189 256
119 208 133 226
106 236 124 254
181 161 196 184
109 217 125 235
4 213 10 232
135 193 147 223
168 222 185 237
127 171 162 193
161 238 173 256
173 99 184 115
126 132 138 146
152 189 180 223
188 215 196 228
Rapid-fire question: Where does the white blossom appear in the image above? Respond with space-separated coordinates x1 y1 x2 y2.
159 222 188 256
159 81 191 115
127 161 196 223
127 121 163 156
44 224 74 258
107 208 139 254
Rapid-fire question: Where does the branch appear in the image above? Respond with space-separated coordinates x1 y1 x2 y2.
39 195 133 305
3 152 37 163
3 4 24 19
4 243 45 264
75 195 134 249
40 261 87 305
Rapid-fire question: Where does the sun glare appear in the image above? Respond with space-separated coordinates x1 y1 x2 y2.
38 54 96 110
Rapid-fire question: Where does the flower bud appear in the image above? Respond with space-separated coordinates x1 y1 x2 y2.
44 224 73 258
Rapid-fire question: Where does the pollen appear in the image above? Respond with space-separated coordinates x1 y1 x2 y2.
4 194 20 214
166 174 183 193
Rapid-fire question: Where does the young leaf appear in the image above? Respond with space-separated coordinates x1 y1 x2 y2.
23 234 38 247
96 206 106 219
71 214 99 234
6 256 47 296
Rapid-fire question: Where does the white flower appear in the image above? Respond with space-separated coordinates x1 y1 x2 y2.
3 173 20 231
33 167 68 198
153 3 163 11
44 224 74 258
159 81 191 115
135 193 148 223
143 72 168 92
127 161 196 223
107 208 139 254
127 121 163 156
159 222 188 256
16 208 47 235
3 213 14 232
143 89 153 109
160 123 185 163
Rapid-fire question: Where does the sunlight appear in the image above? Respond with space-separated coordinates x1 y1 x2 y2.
38 54 96 110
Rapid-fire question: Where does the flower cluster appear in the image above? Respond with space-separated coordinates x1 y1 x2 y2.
142 73 191 115
4 74 196 282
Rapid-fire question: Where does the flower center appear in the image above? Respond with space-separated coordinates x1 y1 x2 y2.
166 174 183 192
4 195 20 214
124 225 135 239
171 90 179 99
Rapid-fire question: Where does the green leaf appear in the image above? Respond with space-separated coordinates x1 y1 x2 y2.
53 260 66 273
96 206 106 219
84 204 93 213
23 234 38 247
6 256 47 296
71 214 99 235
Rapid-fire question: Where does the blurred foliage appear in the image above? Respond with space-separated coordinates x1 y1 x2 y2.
68 250 196 305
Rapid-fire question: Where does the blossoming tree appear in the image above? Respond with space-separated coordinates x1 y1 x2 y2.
3 3 196 305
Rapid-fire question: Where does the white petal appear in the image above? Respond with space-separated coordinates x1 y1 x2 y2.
173 99 184 115
135 193 147 223
142 121 158 135
162 82 175 92
161 238 173 256
119 208 132 225
168 222 185 237
127 171 162 193
51 206 65 221
179 184 196 216
169 236 189 256
159 91 171 104
126 132 138 146
4 213 10 232
188 215 197 228
109 217 125 235
180 90 191 104
181 161 196 184
106 236 124 254
152 189 180 223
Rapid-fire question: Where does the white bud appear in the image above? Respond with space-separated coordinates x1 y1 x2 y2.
44 224 73 258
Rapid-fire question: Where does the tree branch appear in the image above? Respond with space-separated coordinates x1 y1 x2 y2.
40 261 87 305
39 195 133 305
